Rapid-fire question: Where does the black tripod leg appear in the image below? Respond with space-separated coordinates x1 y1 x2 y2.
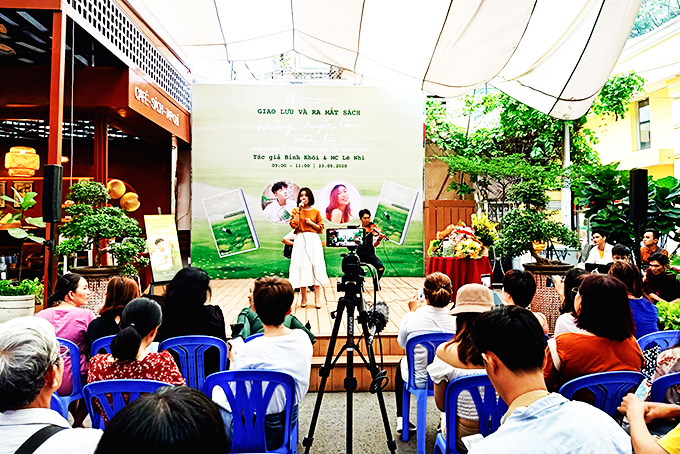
302 299 346 454
346 298 356 454
360 317 397 454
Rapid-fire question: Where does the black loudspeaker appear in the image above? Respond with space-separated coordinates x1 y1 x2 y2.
42 165 63 223
630 168 648 223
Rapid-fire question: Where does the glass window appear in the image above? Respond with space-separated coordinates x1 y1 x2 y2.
639 99 651 149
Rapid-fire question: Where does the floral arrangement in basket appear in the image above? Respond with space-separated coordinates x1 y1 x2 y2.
428 222 486 259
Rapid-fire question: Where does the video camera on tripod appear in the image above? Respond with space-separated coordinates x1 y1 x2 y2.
302 228 395 454
326 228 388 334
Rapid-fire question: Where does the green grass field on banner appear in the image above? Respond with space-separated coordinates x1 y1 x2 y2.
192 218 424 279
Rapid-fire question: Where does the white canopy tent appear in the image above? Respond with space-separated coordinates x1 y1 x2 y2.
128 0 642 119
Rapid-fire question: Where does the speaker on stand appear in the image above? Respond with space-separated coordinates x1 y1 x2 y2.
629 169 648 267
42 165 63 296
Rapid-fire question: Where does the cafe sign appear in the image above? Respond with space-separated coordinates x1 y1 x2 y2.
128 69 190 142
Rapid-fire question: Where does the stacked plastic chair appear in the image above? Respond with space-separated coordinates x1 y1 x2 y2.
434 374 507 454
83 379 171 429
159 335 228 391
402 332 455 454
204 370 298 454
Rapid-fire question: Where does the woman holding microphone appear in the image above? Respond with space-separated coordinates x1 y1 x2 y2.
290 187 329 308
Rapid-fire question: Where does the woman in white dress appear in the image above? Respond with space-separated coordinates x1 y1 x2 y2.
289 187 329 308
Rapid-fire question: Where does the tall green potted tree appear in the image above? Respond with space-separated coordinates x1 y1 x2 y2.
495 179 580 271
55 181 148 312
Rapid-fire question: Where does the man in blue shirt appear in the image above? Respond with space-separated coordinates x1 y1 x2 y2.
468 306 632 454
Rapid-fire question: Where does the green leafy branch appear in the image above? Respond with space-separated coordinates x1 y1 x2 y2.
1 189 45 243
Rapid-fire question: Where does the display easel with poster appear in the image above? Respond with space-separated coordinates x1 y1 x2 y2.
144 215 183 287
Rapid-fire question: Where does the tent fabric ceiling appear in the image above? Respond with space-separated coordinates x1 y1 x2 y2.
129 0 642 119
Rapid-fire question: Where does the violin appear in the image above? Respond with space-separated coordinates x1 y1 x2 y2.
364 222 386 241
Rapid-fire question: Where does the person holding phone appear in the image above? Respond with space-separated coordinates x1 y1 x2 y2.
394 272 458 434
289 187 329 309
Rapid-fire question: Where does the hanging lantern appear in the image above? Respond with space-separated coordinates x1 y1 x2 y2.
107 179 126 199
120 192 140 212
5 146 39 176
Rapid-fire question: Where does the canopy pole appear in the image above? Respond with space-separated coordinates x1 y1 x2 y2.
561 122 572 229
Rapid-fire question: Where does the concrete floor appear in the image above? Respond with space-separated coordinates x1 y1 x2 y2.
298 391 441 454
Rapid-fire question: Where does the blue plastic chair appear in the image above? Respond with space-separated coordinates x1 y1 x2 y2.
434 374 508 454
244 332 264 343
50 393 65 417
90 335 116 357
638 330 680 351
56 338 84 418
159 335 228 391
203 370 297 454
650 371 680 403
559 371 645 417
402 332 455 454
83 379 171 429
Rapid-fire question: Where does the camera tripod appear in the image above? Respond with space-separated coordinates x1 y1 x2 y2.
302 250 397 454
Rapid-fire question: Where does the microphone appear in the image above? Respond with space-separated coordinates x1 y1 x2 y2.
367 300 389 335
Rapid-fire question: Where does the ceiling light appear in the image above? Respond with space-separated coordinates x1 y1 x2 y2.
5 146 40 176
0 43 15 55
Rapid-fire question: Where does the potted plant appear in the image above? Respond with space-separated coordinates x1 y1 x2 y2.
55 181 148 311
0 278 44 322
495 179 580 272
0 188 46 321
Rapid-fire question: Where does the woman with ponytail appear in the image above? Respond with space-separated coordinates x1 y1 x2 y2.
36 273 94 426
88 298 185 422
394 272 458 434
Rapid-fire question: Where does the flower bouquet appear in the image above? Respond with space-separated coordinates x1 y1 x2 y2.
428 222 485 259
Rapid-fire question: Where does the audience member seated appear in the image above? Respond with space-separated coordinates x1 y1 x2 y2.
224 276 312 451
428 283 494 453
609 261 659 339
155 267 227 375
553 268 588 336
612 244 633 263
35 273 94 427
0 317 102 453
234 281 315 343
641 229 669 267
94 386 228 454
87 276 140 347
395 271 458 434
544 274 643 393
584 229 614 266
644 253 680 304
619 395 680 454
468 306 632 454
88 298 185 424
652 337 680 405
500 269 548 334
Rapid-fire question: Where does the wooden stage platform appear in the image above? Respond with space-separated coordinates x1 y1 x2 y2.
209 277 426 391
210 277 423 338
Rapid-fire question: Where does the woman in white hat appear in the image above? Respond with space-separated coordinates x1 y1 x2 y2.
428 283 495 453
